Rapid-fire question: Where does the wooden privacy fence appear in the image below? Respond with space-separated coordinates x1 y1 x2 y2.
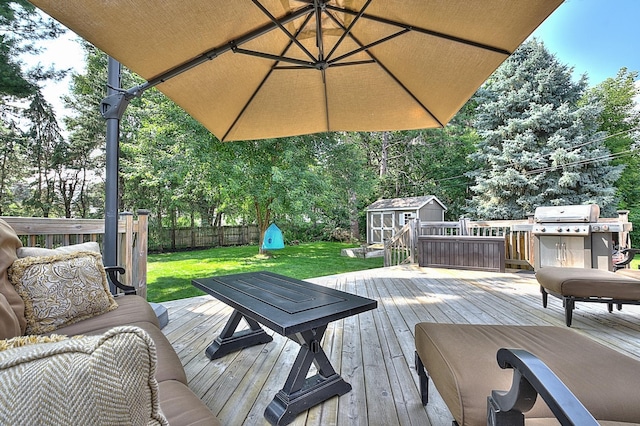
384 218 533 270
2 211 149 298
151 225 260 252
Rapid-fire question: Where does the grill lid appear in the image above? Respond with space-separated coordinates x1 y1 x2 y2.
533 204 600 223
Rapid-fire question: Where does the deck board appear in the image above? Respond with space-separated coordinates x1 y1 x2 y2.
160 266 640 425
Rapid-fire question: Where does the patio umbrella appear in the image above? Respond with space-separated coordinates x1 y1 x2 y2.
27 0 563 268
30 0 562 142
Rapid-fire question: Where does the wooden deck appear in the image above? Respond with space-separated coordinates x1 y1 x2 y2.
160 266 640 426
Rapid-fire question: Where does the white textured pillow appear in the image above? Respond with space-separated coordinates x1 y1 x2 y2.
17 241 101 258
8 251 118 334
0 326 168 425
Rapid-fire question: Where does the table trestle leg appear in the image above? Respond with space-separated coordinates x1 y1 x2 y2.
264 326 352 425
205 309 273 360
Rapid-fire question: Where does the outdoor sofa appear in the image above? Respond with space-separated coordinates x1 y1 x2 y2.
414 322 640 425
536 266 640 326
0 219 220 425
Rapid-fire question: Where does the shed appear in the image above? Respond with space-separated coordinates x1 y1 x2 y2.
366 195 447 244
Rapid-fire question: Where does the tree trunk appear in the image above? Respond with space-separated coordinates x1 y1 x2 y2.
156 209 164 253
170 208 177 251
348 188 360 241
380 131 389 177
254 199 272 254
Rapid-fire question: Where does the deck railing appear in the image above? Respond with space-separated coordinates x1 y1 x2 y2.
384 220 417 267
1 211 149 298
385 218 534 269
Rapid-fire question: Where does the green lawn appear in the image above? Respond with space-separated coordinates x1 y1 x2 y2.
146 242 384 302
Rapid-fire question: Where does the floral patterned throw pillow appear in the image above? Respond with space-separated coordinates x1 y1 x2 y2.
8 252 117 334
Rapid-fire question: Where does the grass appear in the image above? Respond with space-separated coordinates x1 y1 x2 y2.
146 242 384 302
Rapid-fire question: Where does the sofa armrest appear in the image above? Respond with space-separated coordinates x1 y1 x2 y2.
487 348 599 426
105 266 137 295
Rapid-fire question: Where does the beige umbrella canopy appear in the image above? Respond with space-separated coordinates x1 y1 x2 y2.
28 0 564 269
30 0 562 142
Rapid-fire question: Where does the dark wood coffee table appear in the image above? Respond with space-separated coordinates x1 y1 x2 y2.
192 271 377 425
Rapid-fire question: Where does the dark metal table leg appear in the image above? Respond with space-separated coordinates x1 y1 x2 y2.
205 309 273 360
264 326 351 425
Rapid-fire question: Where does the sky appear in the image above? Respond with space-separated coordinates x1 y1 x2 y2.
529 0 640 85
29 0 640 118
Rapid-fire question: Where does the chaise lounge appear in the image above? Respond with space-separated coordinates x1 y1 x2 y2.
414 322 640 425
536 266 640 326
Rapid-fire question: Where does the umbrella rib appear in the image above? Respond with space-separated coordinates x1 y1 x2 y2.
274 60 375 69
327 28 410 65
314 0 325 62
325 0 373 61
324 4 511 56
251 0 317 62
232 47 317 68
314 1 330 130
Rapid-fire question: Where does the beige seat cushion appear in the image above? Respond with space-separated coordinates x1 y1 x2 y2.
54 296 187 384
415 322 640 426
159 380 222 426
536 266 640 300
0 326 168 425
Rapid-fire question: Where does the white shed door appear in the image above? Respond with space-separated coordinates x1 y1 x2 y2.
370 212 395 244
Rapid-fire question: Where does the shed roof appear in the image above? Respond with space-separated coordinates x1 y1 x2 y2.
367 195 447 211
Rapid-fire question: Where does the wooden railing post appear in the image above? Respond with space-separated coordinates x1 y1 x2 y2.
120 211 134 287
136 210 149 300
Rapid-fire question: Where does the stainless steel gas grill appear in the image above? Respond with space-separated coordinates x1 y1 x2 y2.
532 204 622 271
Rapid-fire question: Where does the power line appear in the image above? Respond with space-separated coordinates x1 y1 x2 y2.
429 126 639 185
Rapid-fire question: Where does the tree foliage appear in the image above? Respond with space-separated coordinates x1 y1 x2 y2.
0 0 65 99
585 68 640 242
467 39 622 220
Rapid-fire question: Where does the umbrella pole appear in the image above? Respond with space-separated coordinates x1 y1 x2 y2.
103 57 123 292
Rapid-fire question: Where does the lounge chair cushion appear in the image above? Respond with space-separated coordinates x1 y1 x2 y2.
0 326 168 425
615 268 640 280
536 266 640 300
415 322 640 425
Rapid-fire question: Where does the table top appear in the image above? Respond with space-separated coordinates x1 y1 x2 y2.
192 271 377 336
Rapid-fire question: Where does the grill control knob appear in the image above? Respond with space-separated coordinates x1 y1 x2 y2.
602 225 609 231
592 225 600 232
557 227 563 232
539 227 545 232
574 227 580 232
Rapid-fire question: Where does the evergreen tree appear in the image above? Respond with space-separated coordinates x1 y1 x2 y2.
0 0 65 99
467 39 622 220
